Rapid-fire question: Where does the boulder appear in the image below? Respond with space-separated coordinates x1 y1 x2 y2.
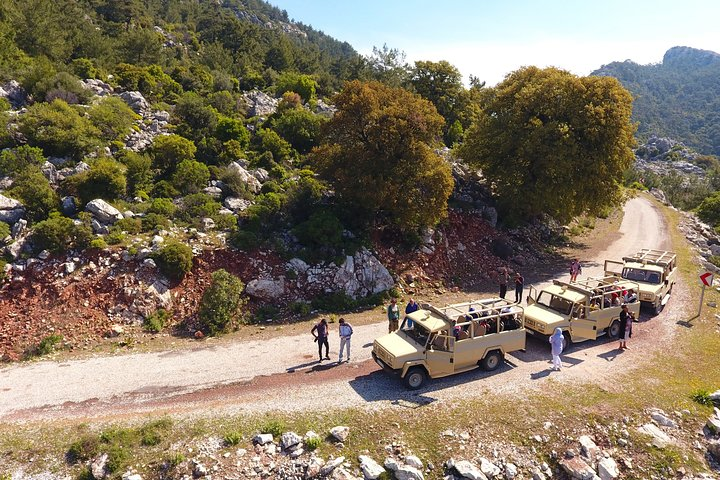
358 455 385 480
578 435 601 462
119 91 151 113
0 80 28 108
281 431 302 450
227 161 263 193
252 168 270 183
404 455 422 469
223 197 252 212
253 433 273 445
41 161 59 184
708 440 720 461
330 426 350 442
80 78 113 96
319 456 345 476
504 463 517 480
61 196 78 216
650 410 678 428
637 423 672 448
90 453 109 479
0 194 25 224
86 199 123 224
559 456 599 480
452 460 488 480
395 465 424 480
479 457 500 477
709 389 720 405
597 457 619 480
384 458 400 472
11 219 26 239
246 278 286 301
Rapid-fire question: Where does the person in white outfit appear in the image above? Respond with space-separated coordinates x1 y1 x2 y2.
549 327 564 371
338 318 353 363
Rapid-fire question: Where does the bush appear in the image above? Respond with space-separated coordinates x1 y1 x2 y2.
260 419 285 438
275 72 317 103
153 242 193 281
67 157 127 205
0 145 46 177
32 213 86 253
139 418 172 446
67 435 100 463
151 180 180 199
105 231 125 245
179 193 221 222
116 150 152 195
304 436 322 451
144 309 169 333
0 222 9 239
691 388 713 406
224 432 242 446
271 108 325 154
311 292 357 312
88 96 139 141
697 191 720 226
8 168 59 222
33 72 91 104
254 305 279 322
252 128 293 163
198 269 246 335
25 334 63 358
148 198 177 217
216 115 250 148
171 159 210 194
289 301 311 316
18 99 101 159
113 217 142 234
141 213 171 232
708 256 720 269
213 213 238 232
229 229 259 250
152 134 197 175
90 238 107 249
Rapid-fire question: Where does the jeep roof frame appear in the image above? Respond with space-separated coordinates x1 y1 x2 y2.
622 249 676 267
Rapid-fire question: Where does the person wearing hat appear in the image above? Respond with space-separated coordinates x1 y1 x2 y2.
387 298 400 333
618 304 634 349
338 318 353 363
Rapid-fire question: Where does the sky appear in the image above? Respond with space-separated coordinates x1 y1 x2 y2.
269 0 720 86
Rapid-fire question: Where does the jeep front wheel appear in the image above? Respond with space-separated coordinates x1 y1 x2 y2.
608 320 620 338
404 367 426 390
562 332 571 352
654 302 663 315
481 350 503 371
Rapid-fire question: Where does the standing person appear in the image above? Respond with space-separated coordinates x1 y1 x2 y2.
405 298 419 329
618 304 633 349
570 259 582 282
338 318 353 363
387 298 400 333
549 327 564 371
498 267 509 299
311 318 330 362
514 272 524 304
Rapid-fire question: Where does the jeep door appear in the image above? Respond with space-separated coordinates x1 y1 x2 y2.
426 332 455 377
569 304 598 341
604 260 623 277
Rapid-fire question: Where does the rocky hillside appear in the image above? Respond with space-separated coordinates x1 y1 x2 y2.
592 46 720 156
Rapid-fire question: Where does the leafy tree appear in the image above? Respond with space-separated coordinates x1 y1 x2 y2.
173 92 218 141
275 72 317 103
198 269 247 335
153 241 193 281
410 60 469 145
459 66 636 223
312 80 453 230
697 191 720 226
8 168 58 222
116 150 152 195
67 158 127 204
253 128 293 163
365 44 410 88
0 145 46 177
18 99 101 159
216 115 250 148
114 63 183 102
148 198 177 217
88 96 139 141
178 193 221 221
151 134 197 175
271 108 326 154
120 28 163 64
171 159 210 194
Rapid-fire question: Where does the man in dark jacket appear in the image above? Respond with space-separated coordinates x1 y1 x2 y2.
311 318 330 361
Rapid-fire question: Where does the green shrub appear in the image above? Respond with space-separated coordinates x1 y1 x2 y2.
148 198 177 217
271 108 326 154
198 269 246 335
304 436 322 451
179 193 221 222
216 115 250 148
152 134 197 174
116 150 153 195
67 157 127 205
25 334 63 358
151 180 180 199
260 419 285 438
105 231 126 245
141 213 170 232
229 230 259 250
275 72 317 103
172 159 210 194
0 145 46 177
166 453 186 467
34 72 92 104
255 305 279 322
75 467 94 480
252 128 293 163
67 435 100 463
144 309 169 333
153 242 193 281
698 191 720 226
88 96 139 141
224 432 242 446
289 301 311 316
113 217 142 234
311 292 357 312
90 238 107 249
32 214 82 253
691 388 712 406
709 256 720 269
213 213 238 232
8 168 59 222
0 222 10 240
18 99 101 159
139 418 172 446
0 259 6 282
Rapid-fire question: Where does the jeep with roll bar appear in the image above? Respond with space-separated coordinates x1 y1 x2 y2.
524 276 641 350
604 249 677 314
372 298 525 390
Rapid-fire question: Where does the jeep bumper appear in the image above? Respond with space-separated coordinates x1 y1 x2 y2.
372 352 400 375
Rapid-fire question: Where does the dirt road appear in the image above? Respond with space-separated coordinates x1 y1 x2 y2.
0 195 687 422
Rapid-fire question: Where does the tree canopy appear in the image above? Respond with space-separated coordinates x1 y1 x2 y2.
459 66 636 223
311 80 453 231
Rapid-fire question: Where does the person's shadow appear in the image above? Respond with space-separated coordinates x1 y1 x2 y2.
598 348 624 362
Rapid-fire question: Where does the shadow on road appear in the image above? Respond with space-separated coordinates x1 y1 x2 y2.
597 348 624 362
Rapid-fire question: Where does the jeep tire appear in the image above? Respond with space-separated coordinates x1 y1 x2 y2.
404 367 426 390
481 350 503 371
608 320 621 338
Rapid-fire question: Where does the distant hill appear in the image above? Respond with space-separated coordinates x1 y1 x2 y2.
592 46 720 156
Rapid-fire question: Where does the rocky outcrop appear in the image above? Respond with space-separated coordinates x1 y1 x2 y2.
679 212 720 274
245 278 286 301
80 79 113 96
86 199 123 224
119 91 151 113
227 161 263 193
0 194 25 224
0 80 29 108
242 90 278 117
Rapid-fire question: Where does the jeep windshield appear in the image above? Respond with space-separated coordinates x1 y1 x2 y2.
535 291 573 315
622 267 661 284
401 319 431 347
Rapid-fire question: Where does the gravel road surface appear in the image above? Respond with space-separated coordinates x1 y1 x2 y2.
0 196 687 422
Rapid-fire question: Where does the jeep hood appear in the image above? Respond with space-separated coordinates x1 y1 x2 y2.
374 332 423 358
525 304 565 328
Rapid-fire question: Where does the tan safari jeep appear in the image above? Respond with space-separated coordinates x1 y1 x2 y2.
525 276 641 350
604 249 677 314
372 298 525 389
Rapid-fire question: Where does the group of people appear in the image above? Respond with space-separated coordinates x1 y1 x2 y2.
496 267 525 304
387 297 419 333
310 317 354 363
